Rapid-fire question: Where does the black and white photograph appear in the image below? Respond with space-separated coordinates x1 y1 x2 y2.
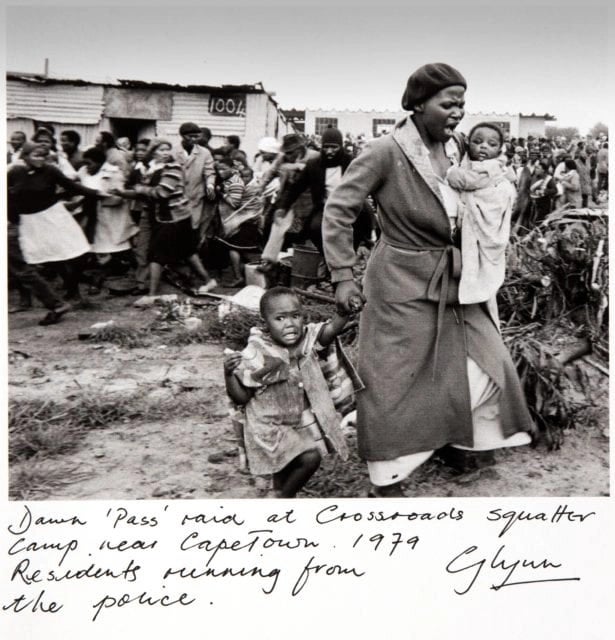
5 2 609 502
1 2 613 637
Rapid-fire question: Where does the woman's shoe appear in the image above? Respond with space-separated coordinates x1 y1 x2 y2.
9 304 32 314
367 482 405 497
134 295 158 308
38 303 71 326
197 279 218 294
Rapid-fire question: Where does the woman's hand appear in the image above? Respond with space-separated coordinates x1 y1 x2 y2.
224 351 243 375
335 280 366 315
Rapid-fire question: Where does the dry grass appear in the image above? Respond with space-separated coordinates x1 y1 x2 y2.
10 458 93 500
8 391 222 499
8 392 217 463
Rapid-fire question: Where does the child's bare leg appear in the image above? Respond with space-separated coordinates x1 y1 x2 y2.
274 449 321 498
187 253 211 282
229 250 245 285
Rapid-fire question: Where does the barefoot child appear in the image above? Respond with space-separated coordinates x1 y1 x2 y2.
446 122 516 304
224 286 354 497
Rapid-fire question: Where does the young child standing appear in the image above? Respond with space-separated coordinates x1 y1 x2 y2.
446 122 516 304
224 287 355 498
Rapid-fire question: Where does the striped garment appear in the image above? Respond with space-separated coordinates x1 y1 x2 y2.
148 162 192 223
221 173 245 209
217 173 246 230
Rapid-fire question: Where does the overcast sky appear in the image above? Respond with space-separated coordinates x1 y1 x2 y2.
5 1 610 134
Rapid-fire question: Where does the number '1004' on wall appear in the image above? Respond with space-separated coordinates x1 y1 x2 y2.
208 94 246 117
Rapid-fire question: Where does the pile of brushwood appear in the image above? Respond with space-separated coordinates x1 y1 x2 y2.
498 207 608 448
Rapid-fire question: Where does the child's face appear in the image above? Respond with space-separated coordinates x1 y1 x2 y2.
135 143 148 162
468 127 502 161
263 295 305 347
216 162 234 180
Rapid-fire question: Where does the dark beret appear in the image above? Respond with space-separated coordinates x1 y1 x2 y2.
179 122 201 135
401 63 467 111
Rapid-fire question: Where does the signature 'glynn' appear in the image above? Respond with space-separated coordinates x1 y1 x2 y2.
445 544 580 595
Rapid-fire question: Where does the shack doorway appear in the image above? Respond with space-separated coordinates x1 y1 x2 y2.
109 118 156 146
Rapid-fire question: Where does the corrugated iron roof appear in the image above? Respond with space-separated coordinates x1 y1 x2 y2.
6 72 268 95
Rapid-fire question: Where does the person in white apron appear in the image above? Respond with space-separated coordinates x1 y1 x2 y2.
7 143 101 301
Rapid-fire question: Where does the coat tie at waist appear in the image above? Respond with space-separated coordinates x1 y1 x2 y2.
383 239 461 380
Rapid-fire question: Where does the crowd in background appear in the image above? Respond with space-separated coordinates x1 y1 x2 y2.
501 133 609 230
6 119 609 326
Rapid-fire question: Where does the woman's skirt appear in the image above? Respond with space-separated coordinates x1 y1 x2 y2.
19 201 90 264
91 205 138 254
367 356 532 486
149 217 197 265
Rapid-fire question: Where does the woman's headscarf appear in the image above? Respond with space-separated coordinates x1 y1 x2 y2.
145 138 174 164
257 137 281 155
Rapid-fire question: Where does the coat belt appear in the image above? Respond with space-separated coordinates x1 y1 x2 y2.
382 238 461 380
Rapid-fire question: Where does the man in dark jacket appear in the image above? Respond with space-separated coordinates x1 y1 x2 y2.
271 126 373 255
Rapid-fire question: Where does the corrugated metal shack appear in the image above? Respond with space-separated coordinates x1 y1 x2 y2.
6 73 292 160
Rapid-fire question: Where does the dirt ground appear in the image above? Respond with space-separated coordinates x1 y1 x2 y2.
7 280 610 500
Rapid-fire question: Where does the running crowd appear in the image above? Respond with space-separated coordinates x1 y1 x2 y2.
7 122 377 325
6 120 608 329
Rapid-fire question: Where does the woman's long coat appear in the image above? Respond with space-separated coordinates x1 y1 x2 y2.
323 117 534 460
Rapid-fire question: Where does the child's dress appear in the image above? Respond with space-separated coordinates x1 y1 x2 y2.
447 156 516 304
233 323 351 476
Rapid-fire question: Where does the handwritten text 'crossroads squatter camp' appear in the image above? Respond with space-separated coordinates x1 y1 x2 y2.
3 503 593 622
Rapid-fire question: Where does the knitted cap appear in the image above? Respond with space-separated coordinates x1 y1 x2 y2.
321 127 343 146
401 63 467 111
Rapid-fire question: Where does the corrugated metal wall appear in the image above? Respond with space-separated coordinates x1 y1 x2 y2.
6 80 105 124
157 92 246 142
